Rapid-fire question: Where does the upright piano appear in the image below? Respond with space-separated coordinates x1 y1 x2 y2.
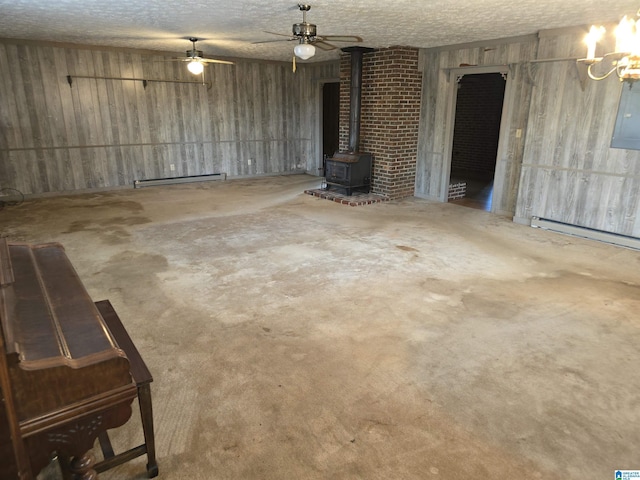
0 240 156 479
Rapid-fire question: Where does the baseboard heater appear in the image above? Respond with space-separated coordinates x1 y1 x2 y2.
531 217 640 250
133 173 226 189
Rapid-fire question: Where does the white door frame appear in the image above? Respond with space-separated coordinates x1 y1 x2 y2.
441 65 513 213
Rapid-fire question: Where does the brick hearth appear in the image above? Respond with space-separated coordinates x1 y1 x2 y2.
304 189 390 206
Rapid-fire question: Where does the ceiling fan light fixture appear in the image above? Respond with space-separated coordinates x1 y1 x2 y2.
187 59 204 75
294 42 315 60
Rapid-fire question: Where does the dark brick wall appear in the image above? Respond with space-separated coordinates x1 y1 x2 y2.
339 47 422 199
451 73 506 180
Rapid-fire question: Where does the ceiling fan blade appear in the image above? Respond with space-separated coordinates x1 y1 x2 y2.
200 58 234 65
314 41 337 51
152 57 233 65
252 38 295 44
164 58 202 63
263 31 296 38
318 35 363 43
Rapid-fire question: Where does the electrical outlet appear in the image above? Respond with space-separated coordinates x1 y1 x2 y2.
248 159 252 165
170 164 175 171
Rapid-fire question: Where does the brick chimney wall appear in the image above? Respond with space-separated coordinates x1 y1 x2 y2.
339 46 422 199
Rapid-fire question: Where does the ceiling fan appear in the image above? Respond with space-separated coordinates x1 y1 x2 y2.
254 4 363 61
174 37 234 75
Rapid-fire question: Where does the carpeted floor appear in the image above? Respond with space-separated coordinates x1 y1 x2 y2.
4 174 638 480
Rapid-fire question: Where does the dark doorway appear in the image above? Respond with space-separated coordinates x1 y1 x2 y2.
322 82 340 175
449 73 506 211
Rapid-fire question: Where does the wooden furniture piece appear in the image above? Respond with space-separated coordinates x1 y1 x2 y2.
0 240 157 479
94 299 158 478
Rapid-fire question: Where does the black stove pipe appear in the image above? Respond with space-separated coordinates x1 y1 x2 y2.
342 47 374 153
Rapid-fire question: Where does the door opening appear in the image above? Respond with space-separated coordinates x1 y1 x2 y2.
322 82 340 175
449 73 506 211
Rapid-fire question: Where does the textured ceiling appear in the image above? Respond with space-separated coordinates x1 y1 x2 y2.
0 0 638 63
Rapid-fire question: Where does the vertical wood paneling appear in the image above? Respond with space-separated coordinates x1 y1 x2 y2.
0 40 339 193
516 29 640 237
65 50 91 188
0 46 20 150
416 36 537 213
15 45 38 151
52 49 78 189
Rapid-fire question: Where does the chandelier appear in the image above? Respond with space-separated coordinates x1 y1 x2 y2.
578 8 640 84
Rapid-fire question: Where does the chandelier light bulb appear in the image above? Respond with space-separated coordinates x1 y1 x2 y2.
615 16 635 54
187 60 204 75
579 9 640 84
585 25 605 60
294 43 316 60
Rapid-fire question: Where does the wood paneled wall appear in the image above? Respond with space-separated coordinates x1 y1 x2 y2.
515 28 640 237
0 41 339 195
416 36 538 215
416 28 640 238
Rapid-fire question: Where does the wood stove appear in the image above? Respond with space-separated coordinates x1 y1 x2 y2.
325 152 372 195
325 46 374 196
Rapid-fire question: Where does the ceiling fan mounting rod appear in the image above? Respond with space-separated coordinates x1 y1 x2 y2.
187 37 202 58
293 4 316 39
299 4 311 23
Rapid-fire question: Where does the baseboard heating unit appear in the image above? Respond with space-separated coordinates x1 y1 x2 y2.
531 217 640 250
134 173 226 188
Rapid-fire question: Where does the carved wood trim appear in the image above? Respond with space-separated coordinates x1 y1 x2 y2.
25 402 134 477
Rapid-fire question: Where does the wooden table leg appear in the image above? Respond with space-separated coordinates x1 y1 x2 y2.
138 384 158 478
68 452 97 480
